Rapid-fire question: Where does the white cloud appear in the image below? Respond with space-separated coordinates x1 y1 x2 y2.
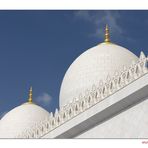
36 93 52 106
74 11 92 22
74 10 122 39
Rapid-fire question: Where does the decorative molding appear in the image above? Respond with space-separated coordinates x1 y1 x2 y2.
17 52 148 138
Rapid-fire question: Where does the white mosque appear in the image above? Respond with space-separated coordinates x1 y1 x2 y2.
0 25 148 138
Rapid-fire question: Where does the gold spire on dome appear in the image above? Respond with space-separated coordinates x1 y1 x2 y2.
28 86 33 103
104 24 110 43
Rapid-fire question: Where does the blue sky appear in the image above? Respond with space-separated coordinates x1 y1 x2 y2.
0 10 148 118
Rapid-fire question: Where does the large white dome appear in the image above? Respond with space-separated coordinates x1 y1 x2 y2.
59 42 138 107
0 103 50 138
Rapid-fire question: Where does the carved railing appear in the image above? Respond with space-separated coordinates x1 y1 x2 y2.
17 51 148 138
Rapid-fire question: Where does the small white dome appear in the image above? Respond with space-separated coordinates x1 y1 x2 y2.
0 103 50 138
59 42 138 107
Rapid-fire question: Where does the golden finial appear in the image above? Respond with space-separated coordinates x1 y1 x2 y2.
104 24 110 43
28 86 33 103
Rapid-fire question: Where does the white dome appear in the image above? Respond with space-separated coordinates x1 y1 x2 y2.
59 42 138 107
0 103 50 138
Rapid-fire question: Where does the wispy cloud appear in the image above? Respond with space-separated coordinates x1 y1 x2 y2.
74 10 122 39
36 93 52 106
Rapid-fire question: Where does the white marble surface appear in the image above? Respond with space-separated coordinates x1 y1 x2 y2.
60 43 138 107
43 73 148 138
0 103 50 138
77 96 148 138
